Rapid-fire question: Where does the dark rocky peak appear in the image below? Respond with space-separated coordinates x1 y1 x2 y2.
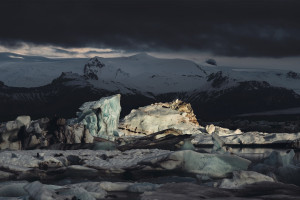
84 57 105 80
287 71 300 79
0 80 9 89
0 81 4 87
51 72 86 85
86 57 105 67
206 58 217 66
207 71 229 88
54 72 81 80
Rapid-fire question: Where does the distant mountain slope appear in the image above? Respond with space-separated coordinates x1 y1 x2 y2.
0 52 86 87
157 80 300 120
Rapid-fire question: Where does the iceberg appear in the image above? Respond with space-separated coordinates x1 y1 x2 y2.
119 99 202 135
76 94 121 140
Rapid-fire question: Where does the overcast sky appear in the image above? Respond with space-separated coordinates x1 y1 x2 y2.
0 0 300 69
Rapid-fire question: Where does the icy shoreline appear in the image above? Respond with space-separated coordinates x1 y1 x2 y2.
1 95 300 199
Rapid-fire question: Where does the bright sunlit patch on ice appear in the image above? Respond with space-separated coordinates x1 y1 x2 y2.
8 55 24 59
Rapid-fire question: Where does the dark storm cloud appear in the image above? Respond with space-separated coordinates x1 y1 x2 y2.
0 0 300 57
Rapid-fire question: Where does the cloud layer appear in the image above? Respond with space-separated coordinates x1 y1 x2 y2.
0 0 300 57
0 43 125 58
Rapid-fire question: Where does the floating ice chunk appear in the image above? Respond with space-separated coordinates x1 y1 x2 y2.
263 150 295 167
211 133 232 154
219 170 275 189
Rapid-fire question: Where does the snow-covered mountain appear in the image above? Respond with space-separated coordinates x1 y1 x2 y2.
82 53 300 97
0 52 300 121
215 67 300 94
1 52 299 95
82 53 208 95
